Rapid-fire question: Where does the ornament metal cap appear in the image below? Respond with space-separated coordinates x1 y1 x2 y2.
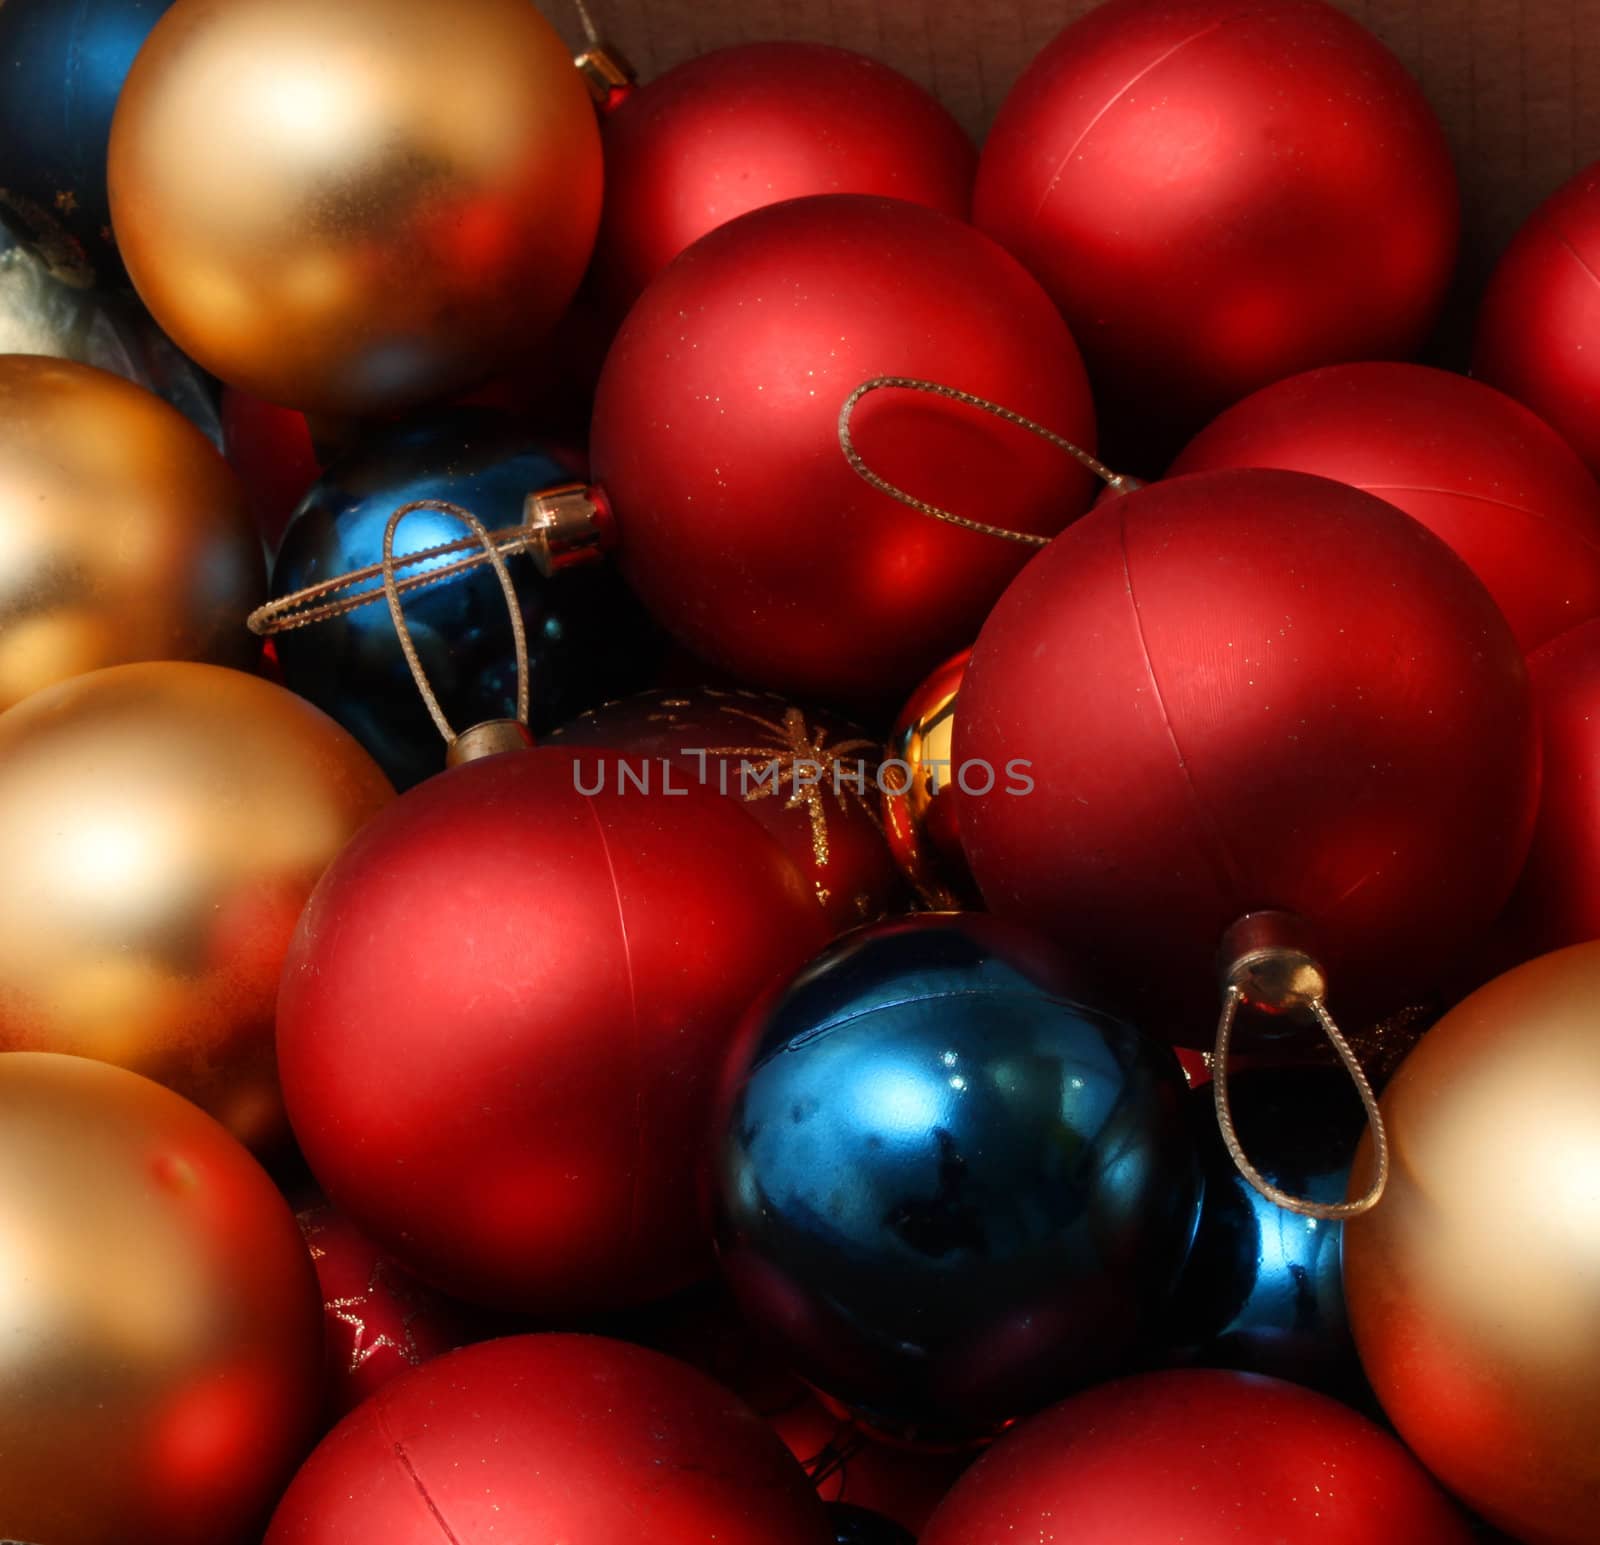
448 719 535 767
1212 909 1389 1220
1219 910 1328 1015
524 484 615 576
575 41 636 109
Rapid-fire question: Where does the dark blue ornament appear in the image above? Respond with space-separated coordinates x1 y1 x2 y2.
1162 1066 1364 1394
715 913 1200 1445
271 411 658 789
826 1502 914 1545
0 0 174 283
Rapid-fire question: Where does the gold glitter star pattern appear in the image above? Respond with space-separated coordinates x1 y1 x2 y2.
300 1211 428 1373
699 702 881 870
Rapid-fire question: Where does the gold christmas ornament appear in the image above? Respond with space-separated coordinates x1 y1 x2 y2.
882 647 981 909
0 1052 324 1545
1343 941 1600 1545
0 356 261 712
108 0 604 417
0 662 394 1150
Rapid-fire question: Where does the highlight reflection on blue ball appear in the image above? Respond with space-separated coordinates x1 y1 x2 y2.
715 913 1200 1444
1163 1065 1365 1396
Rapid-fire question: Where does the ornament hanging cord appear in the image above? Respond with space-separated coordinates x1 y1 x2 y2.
570 0 602 47
248 505 569 638
836 375 1143 543
258 498 532 757
838 382 1390 1217
382 499 529 747
1213 985 1389 1219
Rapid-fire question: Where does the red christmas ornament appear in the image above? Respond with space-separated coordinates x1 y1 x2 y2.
955 469 1539 1040
1171 363 1600 652
220 387 321 557
296 1203 467 1419
1476 162 1600 478
637 1288 969 1537
265 1334 834 1544
773 1393 971 1534
589 194 1099 703
592 43 976 315
549 687 899 932
920 1369 1471 1545
974 0 1458 439
1498 618 1600 958
277 746 829 1311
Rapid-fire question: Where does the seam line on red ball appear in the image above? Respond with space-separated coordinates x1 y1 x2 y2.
1117 501 1243 908
1032 11 1262 219
582 789 647 1251
376 1398 463 1544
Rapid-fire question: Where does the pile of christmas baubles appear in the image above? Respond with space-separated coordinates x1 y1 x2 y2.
1 0 1597 1541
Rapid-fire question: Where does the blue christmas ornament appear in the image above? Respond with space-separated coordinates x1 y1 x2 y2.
715 913 1200 1445
271 411 657 789
1163 1066 1363 1394
0 0 174 282
826 1503 914 1545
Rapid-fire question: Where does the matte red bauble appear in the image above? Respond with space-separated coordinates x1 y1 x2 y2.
955 469 1538 1038
277 746 828 1311
297 1203 467 1420
1172 363 1600 652
1476 161 1600 477
974 0 1457 437
590 194 1098 703
592 43 975 314
550 687 898 931
220 389 321 557
637 1288 969 1537
920 1370 1471 1545
265 1335 834 1545
1499 619 1600 958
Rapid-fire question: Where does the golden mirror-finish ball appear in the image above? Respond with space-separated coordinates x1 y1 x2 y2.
882 646 982 909
1343 940 1600 1545
0 662 395 1151
0 356 263 712
108 0 604 418
0 1052 325 1545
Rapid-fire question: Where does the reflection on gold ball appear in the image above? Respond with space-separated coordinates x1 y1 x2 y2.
0 356 262 712
0 1053 324 1545
1344 942 1600 1545
882 647 981 908
109 0 603 416
0 662 394 1149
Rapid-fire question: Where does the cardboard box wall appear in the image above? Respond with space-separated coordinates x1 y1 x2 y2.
561 0 1600 296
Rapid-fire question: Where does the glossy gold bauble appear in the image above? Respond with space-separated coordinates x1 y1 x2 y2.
1344 941 1600 1545
882 647 981 908
0 1052 324 1545
0 662 394 1149
0 356 261 712
108 0 604 417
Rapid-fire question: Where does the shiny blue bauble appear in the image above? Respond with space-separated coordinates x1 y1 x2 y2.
715 913 1200 1444
0 0 174 282
826 1503 914 1545
271 411 657 789
1163 1065 1363 1394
